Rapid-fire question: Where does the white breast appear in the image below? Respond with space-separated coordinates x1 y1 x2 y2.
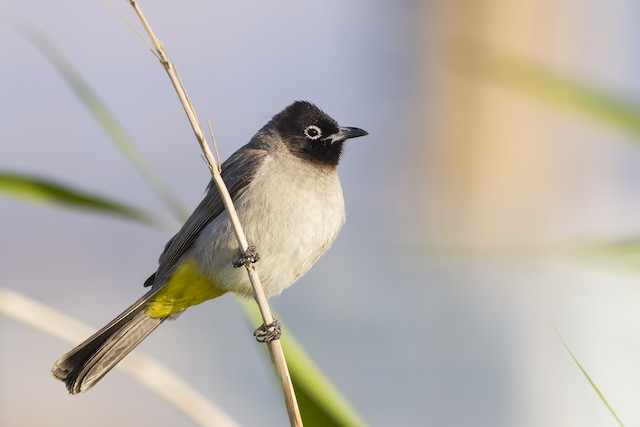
192 148 345 298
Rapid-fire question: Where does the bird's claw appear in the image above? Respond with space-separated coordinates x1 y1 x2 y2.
233 245 260 268
253 319 281 342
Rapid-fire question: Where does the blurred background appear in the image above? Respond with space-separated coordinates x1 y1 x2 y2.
3 0 640 426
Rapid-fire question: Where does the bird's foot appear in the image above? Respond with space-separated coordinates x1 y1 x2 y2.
253 319 281 342
233 245 260 268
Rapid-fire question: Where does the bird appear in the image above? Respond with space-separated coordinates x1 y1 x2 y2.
51 100 368 394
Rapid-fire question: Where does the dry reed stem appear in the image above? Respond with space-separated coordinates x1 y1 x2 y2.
126 1 302 425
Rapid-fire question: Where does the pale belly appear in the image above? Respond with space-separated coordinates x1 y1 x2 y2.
191 155 345 298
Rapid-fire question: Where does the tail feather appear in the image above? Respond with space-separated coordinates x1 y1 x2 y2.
51 291 166 394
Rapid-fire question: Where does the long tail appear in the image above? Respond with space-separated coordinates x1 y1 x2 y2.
51 291 166 394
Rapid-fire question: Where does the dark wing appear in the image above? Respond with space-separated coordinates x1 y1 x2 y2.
144 143 268 289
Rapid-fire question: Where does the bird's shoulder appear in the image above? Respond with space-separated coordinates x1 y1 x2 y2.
144 134 272 289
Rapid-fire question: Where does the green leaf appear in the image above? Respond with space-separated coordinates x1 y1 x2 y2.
14 21 188 221
446 38 640 138
546 314 625 427
0 171 168 229
569 239 640 272
239 300 367 427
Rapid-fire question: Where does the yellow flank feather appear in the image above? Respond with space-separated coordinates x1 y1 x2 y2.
146 257 226 318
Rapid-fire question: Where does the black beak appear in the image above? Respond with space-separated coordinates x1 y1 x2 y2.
326 127 368 144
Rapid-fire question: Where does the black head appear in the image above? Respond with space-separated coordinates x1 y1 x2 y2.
270 101 367 167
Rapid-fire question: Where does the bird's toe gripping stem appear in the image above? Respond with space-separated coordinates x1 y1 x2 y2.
253 319 281 342
233 244 260 268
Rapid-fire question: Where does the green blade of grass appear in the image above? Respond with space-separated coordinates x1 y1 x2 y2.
14 21 188 222
546 313 625 427
446 38 640 138
0 171 168 230
572 239 640 272
240 300 366 427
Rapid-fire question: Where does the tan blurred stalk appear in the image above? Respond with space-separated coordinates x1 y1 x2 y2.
0 289 240 427
418 1 575 247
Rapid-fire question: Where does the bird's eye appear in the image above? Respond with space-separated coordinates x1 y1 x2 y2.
303 125 322 140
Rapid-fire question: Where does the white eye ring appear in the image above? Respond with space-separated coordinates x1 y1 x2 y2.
303 125 322 140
